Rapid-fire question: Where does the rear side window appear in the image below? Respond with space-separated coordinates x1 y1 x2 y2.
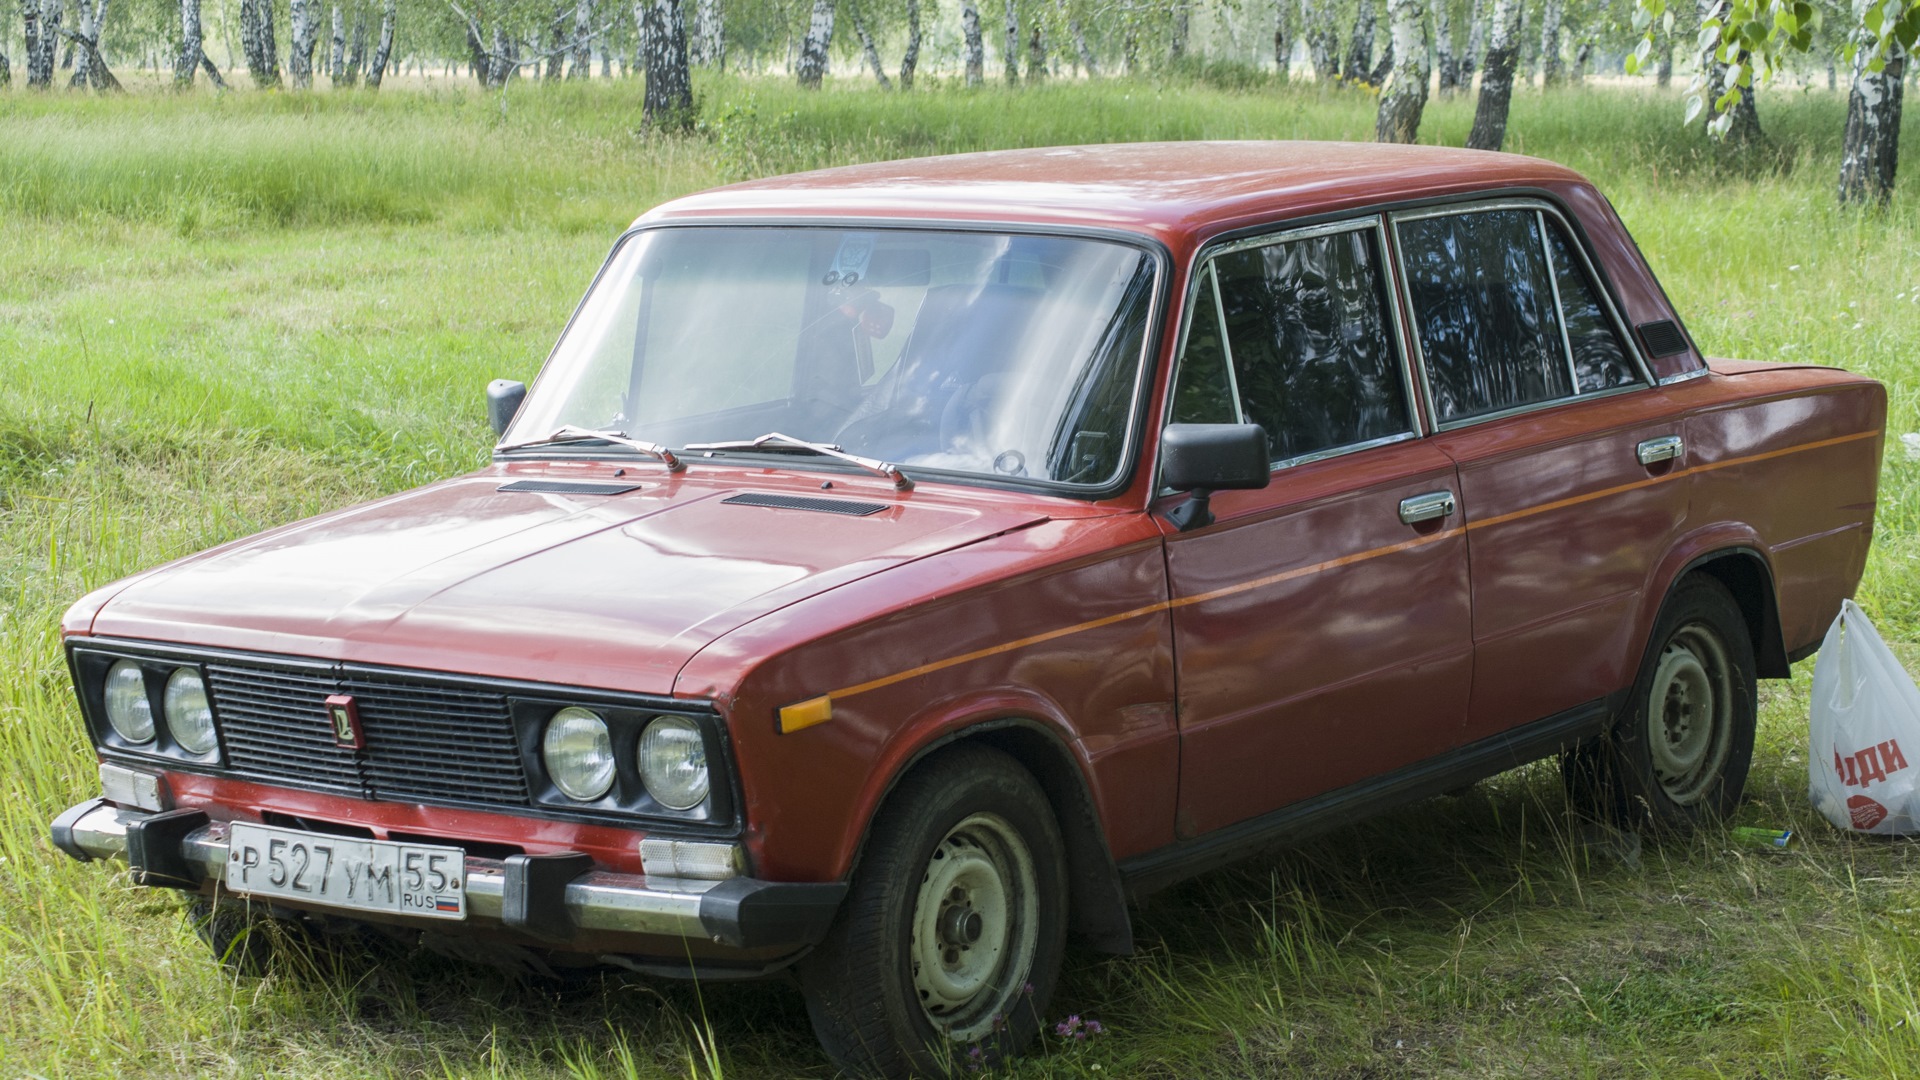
1167 224 1414 465
1397 207 1643 425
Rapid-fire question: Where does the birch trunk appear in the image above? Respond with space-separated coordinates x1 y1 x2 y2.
795 0 832 87
546 1 565 78
899 0 919 86
365 0 394 86
0 45 10 87
1434 0 1455 92
1271 0 1289 78
848 0 890 87
1466 0 1521 150
289 0 315 87
1341 0 1373 82
641 0 694 125
1061 0 1094 76
960 0 982 85
175 0 200 86
345 7 365 83
327 5 343 81
1572 40 1589 84
1374 0 1425 139
1838 31 1903 204
1537 0 1562 87
63 22 122 88
569 0 592 77
1168 0 1190 63
1026 23 1044 81
1460 0 1483 87
692 0 722 67
1122 23 1137 73
23 3 39 87
1002 0 1017 84
1300 0 1335 79
1656 34 1672 86
68 0 91 86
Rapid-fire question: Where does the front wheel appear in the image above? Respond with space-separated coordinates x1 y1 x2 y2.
798 744 1067 1078
1568 574 1757 831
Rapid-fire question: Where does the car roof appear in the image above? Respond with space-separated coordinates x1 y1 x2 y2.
640 141 1591 247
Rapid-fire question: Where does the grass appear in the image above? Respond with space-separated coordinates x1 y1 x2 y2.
4 74 1920 1077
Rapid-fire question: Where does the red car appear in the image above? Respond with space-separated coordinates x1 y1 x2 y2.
50 142 1883 1076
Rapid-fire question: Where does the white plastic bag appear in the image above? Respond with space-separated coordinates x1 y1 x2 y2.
1809 600 1920 834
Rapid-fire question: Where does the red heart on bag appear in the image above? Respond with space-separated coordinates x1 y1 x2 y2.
1848 794 1890 830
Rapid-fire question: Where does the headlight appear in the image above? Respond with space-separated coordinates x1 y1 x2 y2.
163 667 217 755
543 707 614 801
639 716 709 810
103 660 155 744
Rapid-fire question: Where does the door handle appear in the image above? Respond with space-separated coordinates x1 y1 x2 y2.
1398 490 1456 525
1637 435 1684 466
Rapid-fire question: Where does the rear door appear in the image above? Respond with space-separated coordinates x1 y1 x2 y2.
1390 201 1688 742
1162 218 1474 838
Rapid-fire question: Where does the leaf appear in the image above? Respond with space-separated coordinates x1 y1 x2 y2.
1633 5 1653 30
1726 61 1745 87
1664 11 1676 32
1697 24 1722 53
1709 112 1734 139
1635 37 1654 63
1793 0 1814 22
1865 1 1885 35
1684 93 1706 124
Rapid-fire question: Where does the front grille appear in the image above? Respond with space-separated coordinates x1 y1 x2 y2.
206 660 530 807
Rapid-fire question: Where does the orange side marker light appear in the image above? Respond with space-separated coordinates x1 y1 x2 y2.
778 695 834 734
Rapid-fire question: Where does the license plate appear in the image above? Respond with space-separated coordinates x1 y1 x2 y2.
224 822 467 920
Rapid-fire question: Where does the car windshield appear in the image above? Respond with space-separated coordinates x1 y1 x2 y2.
503 226 1158 488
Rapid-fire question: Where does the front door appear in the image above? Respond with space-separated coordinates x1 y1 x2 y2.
1161 219 1474 838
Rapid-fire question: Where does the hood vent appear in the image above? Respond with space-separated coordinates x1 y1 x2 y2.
498 479 644 495
723 492 888 516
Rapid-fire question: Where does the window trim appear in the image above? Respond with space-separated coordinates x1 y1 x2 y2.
1389 199 1656 434
1161 215 1424 479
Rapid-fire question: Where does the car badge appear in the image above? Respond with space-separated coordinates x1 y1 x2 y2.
324 694 364 749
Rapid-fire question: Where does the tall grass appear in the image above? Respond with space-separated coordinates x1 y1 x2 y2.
4 77 1920 1077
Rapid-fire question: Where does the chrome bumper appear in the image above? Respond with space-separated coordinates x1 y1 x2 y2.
51 799 844 952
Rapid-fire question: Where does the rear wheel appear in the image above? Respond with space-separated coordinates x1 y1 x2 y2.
1568 575 1757 831
798 744 1067 1077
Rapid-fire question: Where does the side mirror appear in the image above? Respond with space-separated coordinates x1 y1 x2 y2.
487 379 527 438
1160 423 1270 532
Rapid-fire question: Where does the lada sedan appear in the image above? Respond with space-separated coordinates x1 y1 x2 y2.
49 142 1885 1076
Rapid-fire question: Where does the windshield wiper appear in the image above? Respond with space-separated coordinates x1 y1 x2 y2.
497 425 684 471
683 432 913 491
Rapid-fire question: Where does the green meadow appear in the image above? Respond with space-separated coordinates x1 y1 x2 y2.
4 77 1920 1077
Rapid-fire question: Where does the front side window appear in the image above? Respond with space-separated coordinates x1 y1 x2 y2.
1398 206 1644 425
505 227 1157 489
1167 224 1413 465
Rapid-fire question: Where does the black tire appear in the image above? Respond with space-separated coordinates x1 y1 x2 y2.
798 744 1068 1078
1567 574 1757 832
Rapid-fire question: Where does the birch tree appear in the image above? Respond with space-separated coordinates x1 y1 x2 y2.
1168 0 1190 61
1300 0 1336 78
1272 0 1289 77
569 0 591 76
328 4 344 79
899 0 919 85
175 0 222 87
1698 0 1760 145
1838 24 1903 203
1538 0 1563 85
289 0 317 86
365 0 394 85
960 0 982 84
1026 22 1044 79
1061 0 1095 75
1375 0 1428 141
847 0 890 86
345 6 366 83
1434 0 1456 91
640 0 693 123
691 0 721 66
1002 0 1017 83
795 0 831 86
1 41 10 86
1461 0 1485 87
1466 0 1521 150
239 0 281 86
1341 0 1374 81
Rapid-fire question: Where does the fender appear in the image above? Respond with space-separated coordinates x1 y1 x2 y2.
1631 524 1788 685
840 688 1134 953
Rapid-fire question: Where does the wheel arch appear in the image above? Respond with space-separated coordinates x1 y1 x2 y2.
851 714 1134 956
1674 547 1790 679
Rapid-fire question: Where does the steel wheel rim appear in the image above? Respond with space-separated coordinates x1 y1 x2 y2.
1646 622 1734 805
908 812 1038 1041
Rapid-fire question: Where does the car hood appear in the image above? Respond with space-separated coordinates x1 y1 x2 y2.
85 471 1051 696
